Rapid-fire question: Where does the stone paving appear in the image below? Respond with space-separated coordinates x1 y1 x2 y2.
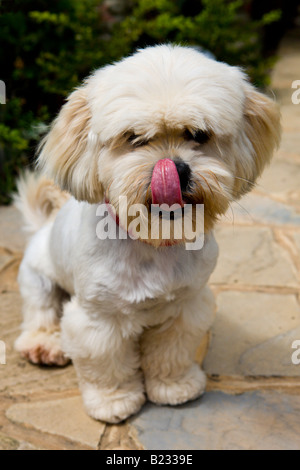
0 29 300 450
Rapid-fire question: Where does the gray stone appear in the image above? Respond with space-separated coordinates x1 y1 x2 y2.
211 226 298 288
239 326 300 376
131 391 300 450
220 193 300 227
204 291 300 376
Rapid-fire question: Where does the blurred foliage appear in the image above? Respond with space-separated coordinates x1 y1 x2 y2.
0 0 281 204
110 0 281 84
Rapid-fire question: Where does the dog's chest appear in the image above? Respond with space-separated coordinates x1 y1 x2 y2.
98 256 194 314
80 235 218 314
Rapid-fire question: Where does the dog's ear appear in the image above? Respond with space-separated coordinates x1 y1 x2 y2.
233 84 281 197
38 86 103 203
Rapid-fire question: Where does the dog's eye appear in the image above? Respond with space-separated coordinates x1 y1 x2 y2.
127 133 148 147
184 129 210 145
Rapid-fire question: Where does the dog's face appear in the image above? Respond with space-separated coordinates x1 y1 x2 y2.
38 45 281 247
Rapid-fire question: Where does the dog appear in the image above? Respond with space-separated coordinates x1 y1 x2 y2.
14 45 281 423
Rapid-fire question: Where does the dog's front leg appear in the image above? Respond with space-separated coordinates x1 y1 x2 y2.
61 298 146 423
141 286 215 406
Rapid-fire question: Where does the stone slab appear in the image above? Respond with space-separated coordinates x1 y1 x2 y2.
272 45 300 92
279 105 300 132
6 396 105 449
239 326 300 376
211 226 298 288
0 432 20 450
0 248 14 273
277 132 300 157
220 193 300 227
0 432 41 450
0 206 27 253
0 258 21 293
203 291 300 376
293 232 300 253
257 159 300 209
0 290 78 395
131 391 300 450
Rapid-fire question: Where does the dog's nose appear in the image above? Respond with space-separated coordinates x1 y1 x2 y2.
174 159 191 193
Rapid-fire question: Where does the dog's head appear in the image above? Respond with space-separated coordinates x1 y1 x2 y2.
38 45 281 247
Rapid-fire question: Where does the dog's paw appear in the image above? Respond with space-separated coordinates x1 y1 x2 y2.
145 363 206 405
81 382 146 424
15 330 70 367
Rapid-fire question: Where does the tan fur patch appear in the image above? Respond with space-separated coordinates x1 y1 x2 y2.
14 171 70 234
234 87 281 197
38 87 103 203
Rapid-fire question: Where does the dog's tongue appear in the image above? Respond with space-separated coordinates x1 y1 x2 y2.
151 159 183 207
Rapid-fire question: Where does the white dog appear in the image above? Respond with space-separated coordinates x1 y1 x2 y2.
14 45 281 423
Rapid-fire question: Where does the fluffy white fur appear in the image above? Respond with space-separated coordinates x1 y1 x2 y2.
15 45 281 423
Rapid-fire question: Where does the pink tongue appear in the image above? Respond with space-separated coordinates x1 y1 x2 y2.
151 159 183 207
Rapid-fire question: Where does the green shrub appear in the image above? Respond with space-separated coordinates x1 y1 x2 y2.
0 0 107 204
0 0 281 204
110 0 281 86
